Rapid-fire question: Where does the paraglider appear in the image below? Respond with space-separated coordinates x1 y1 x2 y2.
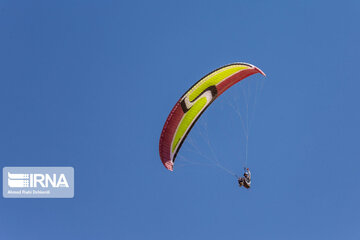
238 168 251 189
159 63 265 173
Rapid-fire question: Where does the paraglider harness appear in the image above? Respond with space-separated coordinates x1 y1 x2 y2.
238 168 251 189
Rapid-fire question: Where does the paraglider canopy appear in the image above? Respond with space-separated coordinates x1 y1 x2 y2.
159 63 265 171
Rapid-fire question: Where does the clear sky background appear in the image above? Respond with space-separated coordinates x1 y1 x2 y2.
0 0 359 239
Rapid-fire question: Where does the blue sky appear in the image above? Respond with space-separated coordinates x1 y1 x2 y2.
1 0 360 239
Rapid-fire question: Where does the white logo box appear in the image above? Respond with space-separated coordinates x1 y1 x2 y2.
3 167 74 198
